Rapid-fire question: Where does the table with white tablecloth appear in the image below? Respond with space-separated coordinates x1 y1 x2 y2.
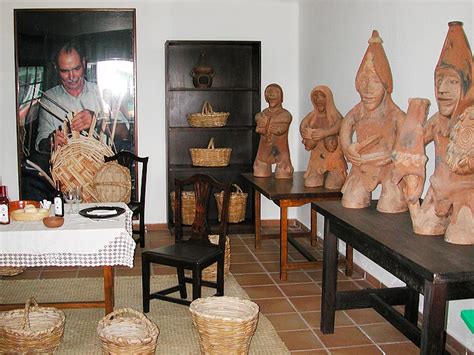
0 202 136 314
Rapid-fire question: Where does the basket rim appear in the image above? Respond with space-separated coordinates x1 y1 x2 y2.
189 296 259 322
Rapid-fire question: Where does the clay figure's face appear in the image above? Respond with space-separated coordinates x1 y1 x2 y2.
265 86 282 108
357 68 385 112
57 48 85 97
312 91 327 113
435 67 462 118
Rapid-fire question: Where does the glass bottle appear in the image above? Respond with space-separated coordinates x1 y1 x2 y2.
54 181 64 217
0 185 10 224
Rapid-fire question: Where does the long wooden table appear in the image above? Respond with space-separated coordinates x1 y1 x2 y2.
313 200 474 355
0 203 135 315
242 172 352 280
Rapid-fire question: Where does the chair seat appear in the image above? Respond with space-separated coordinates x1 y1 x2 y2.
128 202 142 216
144 243 222 265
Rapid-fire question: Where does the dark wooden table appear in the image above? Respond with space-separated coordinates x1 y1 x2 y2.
313 200 474 355
242 172 352 280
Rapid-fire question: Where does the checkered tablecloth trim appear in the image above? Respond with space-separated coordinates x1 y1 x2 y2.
0 232 136 268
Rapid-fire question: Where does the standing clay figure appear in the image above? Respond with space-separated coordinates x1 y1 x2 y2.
339 30 407 213
300 85 347 188
398 22 474 244
253 83 294 179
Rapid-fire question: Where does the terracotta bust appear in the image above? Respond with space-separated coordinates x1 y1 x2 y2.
300 85 347 188
396 22 474 244
253 83 294 179
339 30 407 213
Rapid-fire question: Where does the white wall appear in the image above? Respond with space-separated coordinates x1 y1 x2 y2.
299 0 473 349
0 0 300 222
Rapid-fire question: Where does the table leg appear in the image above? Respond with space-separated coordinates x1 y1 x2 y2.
405 288 419 326
280 202 288 281
104 266 115 315
321 218 338 333
420 280 447 354
255 190 261 250
345 244 353 276
311 207 317 246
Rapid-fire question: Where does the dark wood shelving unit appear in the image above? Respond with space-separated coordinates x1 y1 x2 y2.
165 40 261 233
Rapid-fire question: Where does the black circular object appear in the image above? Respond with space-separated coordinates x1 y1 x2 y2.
79 206 126 219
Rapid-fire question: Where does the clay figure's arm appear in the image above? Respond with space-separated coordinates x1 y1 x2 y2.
310 115 342 141
268 112 292 136
422 113 437 145
255 112 269 134
340 110 363 165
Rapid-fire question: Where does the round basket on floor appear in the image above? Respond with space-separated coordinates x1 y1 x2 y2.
51 136 114 203
189 296 259 355
0 297 65 353
170 191 196 225
215 184 248 223
202 235 231 281
0 266 26 277
97 308 159 355
93 162 131 203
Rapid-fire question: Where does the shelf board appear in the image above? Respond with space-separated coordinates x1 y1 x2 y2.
169 163 253 172
169 87 259 92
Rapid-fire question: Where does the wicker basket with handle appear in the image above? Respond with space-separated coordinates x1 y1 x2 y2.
202 234 231 281
189 296 259 355
215 184 248 223
97 308 159 355
170 191 196 225
0 297 65 353
189 137 232 167
187 101 230 128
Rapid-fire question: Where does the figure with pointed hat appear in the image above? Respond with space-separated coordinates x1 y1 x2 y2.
253 83 294 179
339 30 407 213
300 85 347 188
401 21 474 244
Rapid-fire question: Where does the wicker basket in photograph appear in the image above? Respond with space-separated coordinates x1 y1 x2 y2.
0 298 65 353
170 191 196 225
97 308 159 355
215 184 248 223
189 296 259 355
94 162 132 203
187 101 230 128
189 138 232 167
51 135 114 203
202 234 231 281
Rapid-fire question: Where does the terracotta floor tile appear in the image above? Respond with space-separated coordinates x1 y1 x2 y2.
40 269 78 279
77 268 105 278
270 271 313 284
261 262 280 273
278 329 324 351
230 245 251 254
328 345 382 354
334 280 363 291
314 326 372 348
344 308 386 325
229 263 265 274
289 295 322 312
267 313 308 331
233 273 274 286
290 350 327 355
3 269 41 280
229 237 245 246
254 252 281 262
280 283 321 297
230 253 257 263
360 323 409 344
243 285 284 299
354 279 375 289
253 298 295 314
151 265 175 275
253 243 281 253
379 341 420 354
115 267 142 277
301 310 353 328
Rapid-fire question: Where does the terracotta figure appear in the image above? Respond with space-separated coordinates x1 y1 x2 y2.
399 21 474 244
300 85 347 188
339 30 407 213
253 83 294 179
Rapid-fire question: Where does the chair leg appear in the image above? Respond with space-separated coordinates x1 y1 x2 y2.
142 255 151 313
192 267 202 301
177 266 187 299
139 212 145 248
216 255 225 296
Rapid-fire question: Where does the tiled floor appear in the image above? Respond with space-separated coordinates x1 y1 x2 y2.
4 229 464 354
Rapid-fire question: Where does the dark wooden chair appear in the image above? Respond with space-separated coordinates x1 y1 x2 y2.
104 151 149 248
142 174 231 310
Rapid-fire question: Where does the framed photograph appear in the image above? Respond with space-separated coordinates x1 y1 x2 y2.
14 9 137 201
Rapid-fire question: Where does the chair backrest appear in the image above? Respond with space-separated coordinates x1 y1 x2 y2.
104 151 148 207
174 174 230 249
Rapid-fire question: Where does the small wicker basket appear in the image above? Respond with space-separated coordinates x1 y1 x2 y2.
94 162 132 203
187 101 230 128
97 308 159 355
170 191 196 225
0 297 65 353
190 138 232 167
189 296 259 355
0 266 26 277
202 234 231 281
215 184 248 223
51 136 114 203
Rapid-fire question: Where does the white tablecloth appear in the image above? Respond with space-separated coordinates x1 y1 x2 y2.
0 202 135 268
